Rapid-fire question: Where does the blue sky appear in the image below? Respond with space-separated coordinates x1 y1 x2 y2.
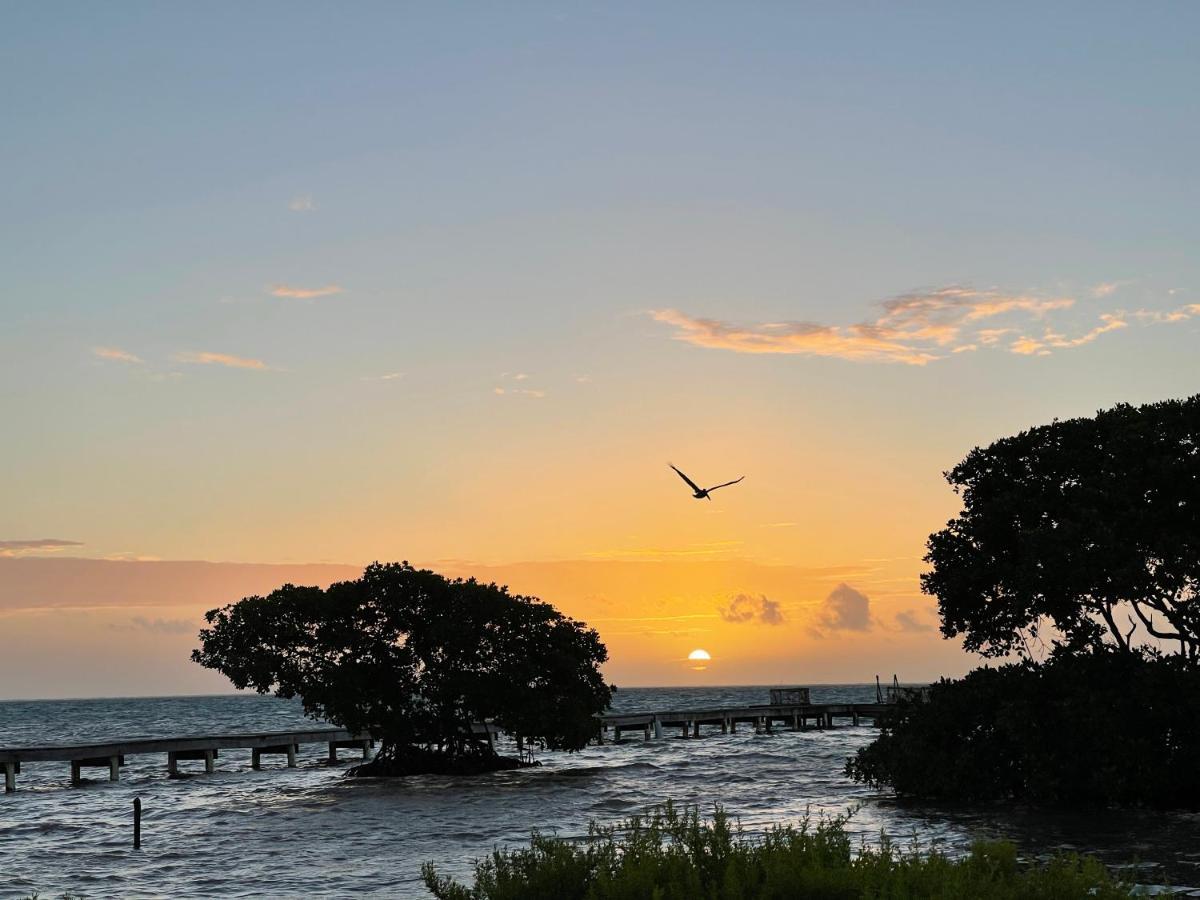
2 3 1199 690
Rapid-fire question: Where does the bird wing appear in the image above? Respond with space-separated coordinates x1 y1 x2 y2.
706 476 745 492
669 464 703 493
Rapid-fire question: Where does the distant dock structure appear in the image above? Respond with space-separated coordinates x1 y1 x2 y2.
3 685 911 793
1 728 374 793
596 689 890 742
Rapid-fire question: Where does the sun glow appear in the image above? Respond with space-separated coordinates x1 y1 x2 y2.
687 648 712 661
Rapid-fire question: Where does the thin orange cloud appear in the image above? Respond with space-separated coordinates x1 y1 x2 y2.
1135 304 1200 324
269 284 343 299
174 351 268 370
0 538 83 558
650 308 938 365
651 286 1150 365
93 347 142 364
1010 313 1128 356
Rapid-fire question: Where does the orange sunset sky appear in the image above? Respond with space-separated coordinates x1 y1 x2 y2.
3 5 1199 698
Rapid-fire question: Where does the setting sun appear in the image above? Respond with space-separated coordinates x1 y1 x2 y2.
688 649 712 661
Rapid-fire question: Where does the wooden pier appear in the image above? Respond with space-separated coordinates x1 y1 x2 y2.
596 701 890 742
1 700 890 793
0 727 374 793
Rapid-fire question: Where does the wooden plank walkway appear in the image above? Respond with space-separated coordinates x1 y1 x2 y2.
0 723 506 793
0 728 374 792
1 702 889 792
596 702 890 741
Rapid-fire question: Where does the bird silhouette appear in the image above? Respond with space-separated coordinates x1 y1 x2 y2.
669 464 745 501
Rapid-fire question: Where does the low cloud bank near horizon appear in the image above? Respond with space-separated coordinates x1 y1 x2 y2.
0 556 971 699
0 538 84 557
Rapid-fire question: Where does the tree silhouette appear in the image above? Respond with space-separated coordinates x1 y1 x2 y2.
192 562 612 774
924 395 1200 660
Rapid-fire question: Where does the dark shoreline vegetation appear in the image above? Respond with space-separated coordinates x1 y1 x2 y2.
420 805 1136 900
849 395 1200 810
847 649 1200 808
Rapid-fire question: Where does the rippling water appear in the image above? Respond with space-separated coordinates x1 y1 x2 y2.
3 687 1199 898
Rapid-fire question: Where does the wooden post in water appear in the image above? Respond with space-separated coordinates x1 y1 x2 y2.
133 797 142 849
286 744 297 768
3 762 15 793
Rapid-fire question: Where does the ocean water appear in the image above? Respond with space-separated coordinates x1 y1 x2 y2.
2 686 1199 898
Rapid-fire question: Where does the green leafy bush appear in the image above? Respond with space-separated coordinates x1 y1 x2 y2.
421 803 1133 899
847 648 1200 807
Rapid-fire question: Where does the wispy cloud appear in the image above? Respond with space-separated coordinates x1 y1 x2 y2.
288 195 316 212
586 541 744 561
174 351 268 370
362 372 405 382
1010 313 1127 356
651 285 1160 365
719 593 785 625
130 616 194 635
494 371 546 397
894 609 935 633
0 538 83 557
1135 303 1200 325
269 284 343 299
93 347 142 364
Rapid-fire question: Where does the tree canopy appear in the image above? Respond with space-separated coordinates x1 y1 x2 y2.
923 395 1200 660
192 562 613 772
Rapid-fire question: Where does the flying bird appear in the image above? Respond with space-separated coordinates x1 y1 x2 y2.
669 464 745 501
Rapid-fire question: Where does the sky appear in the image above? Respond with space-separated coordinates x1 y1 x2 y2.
2 3 1199 698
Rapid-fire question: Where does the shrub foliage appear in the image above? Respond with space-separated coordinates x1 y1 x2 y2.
422 804 1133 900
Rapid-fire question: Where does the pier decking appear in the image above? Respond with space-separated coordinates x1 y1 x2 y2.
596 701 890 741
2 701 889 792
0 728 374 792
